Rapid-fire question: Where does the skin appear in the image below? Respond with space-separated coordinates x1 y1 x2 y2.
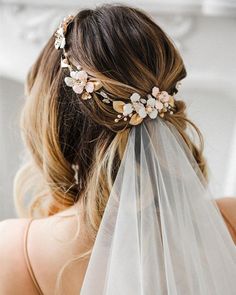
0 197 235 294
0 204 92 295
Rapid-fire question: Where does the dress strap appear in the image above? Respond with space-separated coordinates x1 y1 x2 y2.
23 218 44 295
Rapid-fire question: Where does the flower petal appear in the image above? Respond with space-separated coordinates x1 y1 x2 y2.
77 64 82 70
85 82 95 93
60 37 66 49
140 98 147 104
147 97 156 107
64 77 74 87
77 70 88 81
72 84 84 94
130 92 141 102
152 86 160 98
156 100 164 110
132 102 142 113
159 91 170 102
113 101 125 113
61 58 70 68
54 41 60 49
138 106 147 118
148 108 158 119
70 71 81 80
57 27 64 35
123 103 134 116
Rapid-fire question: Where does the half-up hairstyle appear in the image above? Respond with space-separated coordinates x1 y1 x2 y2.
14 4 208 241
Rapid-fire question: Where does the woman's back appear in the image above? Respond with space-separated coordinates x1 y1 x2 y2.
0 206 92 294
0 197 235 295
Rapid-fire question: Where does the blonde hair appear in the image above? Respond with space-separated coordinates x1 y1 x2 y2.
14 4 208 293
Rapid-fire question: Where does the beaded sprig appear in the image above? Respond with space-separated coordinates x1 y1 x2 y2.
54 15 178 126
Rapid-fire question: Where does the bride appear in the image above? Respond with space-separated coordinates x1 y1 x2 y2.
0 4 235 295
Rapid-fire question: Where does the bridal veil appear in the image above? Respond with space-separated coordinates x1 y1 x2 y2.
80 118 236 295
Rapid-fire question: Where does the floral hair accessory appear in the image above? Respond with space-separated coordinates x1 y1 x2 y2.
62 62 103 100
112 87 176 125
64 68 95 99
55 15 177 125
54 15 103 100
54 15 74 49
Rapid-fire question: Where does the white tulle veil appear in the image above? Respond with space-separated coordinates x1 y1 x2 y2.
80 117 236 295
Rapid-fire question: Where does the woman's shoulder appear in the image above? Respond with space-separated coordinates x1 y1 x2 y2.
0 217 39 294
215 197 236 244
0 217 30 259
0 213 90 294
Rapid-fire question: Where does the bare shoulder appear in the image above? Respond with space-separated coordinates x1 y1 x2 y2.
0 218 39 294
0 214 90 294
215 197 236 243
26 214 91 293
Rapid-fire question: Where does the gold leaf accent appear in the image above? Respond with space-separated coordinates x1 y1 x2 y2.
113 101 125 113
129 113 143 125
169 96 175 108
159 113 164 118
94 81 103 91
81 92 91 100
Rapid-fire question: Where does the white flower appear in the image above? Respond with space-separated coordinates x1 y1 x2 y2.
145 97 158 119
138 106 147 118
148 108 158 119
123 103 134 116
61 58 70 68
152 86 160 98
113 87 174 125
64 76 74 87
159 91 170 102
130 93 141 103
156 100 164 110
146 97 156 108
64 70 95 95
54 27 66 49
132 102 143 113
55 36 66 49
54 15 74 49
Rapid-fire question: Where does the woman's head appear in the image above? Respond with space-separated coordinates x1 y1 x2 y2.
15 4 207 236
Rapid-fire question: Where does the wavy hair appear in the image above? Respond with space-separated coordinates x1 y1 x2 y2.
14 4 208 293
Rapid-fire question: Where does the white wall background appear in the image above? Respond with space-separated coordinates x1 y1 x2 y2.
0 0 236 220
